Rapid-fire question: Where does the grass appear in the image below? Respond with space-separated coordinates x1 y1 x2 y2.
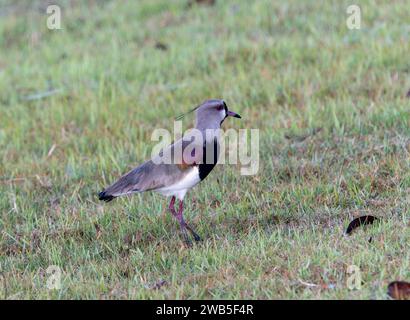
0 0 409 299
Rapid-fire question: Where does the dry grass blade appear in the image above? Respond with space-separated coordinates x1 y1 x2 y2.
21 88 62 101
284 127 322 142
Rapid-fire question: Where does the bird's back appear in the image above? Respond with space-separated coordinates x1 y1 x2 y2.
98 137 219 201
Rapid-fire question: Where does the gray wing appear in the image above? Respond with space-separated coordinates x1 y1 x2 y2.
98 139 202 202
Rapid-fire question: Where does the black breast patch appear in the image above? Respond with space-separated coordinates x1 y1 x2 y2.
198 139 219 181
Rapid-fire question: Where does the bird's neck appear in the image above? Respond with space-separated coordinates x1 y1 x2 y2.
195 124 222 144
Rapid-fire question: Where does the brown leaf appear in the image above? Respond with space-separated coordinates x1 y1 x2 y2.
345 215 379 235
387 281 410 300
154 42 168 51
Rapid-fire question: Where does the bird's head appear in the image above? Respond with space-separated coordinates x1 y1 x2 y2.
195 99 241 130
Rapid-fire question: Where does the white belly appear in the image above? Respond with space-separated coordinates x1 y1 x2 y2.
156 167 201 200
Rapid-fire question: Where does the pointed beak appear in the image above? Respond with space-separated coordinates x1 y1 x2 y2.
227 110 241 119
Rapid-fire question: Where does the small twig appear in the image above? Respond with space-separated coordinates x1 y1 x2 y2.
298 278 319 287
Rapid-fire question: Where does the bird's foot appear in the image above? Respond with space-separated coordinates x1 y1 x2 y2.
185 224 201 242
180 222 201 246
180 225 192 247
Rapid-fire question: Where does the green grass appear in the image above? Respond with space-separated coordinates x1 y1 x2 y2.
0 0 409 299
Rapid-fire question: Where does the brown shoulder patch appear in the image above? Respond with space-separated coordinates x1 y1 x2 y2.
177 161 197 170
177 163 190 170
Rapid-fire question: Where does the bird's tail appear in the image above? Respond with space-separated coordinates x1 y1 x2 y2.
98 164 147 202
98 190 116 202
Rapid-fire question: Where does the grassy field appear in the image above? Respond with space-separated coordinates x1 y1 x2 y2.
0 0 409 299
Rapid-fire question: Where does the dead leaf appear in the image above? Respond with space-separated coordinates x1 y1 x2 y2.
155 42 168 51
345 215 379 235
387 281 410 300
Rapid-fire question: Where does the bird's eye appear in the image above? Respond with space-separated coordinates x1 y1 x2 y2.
216 105 224 111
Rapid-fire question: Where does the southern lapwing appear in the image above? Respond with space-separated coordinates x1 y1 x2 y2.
98 99 241 244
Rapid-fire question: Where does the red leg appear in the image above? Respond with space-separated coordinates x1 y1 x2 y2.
168 197 201 243
177 200 184 220
168 196 176 215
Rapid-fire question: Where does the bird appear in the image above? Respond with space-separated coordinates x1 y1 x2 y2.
98 99 241 244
